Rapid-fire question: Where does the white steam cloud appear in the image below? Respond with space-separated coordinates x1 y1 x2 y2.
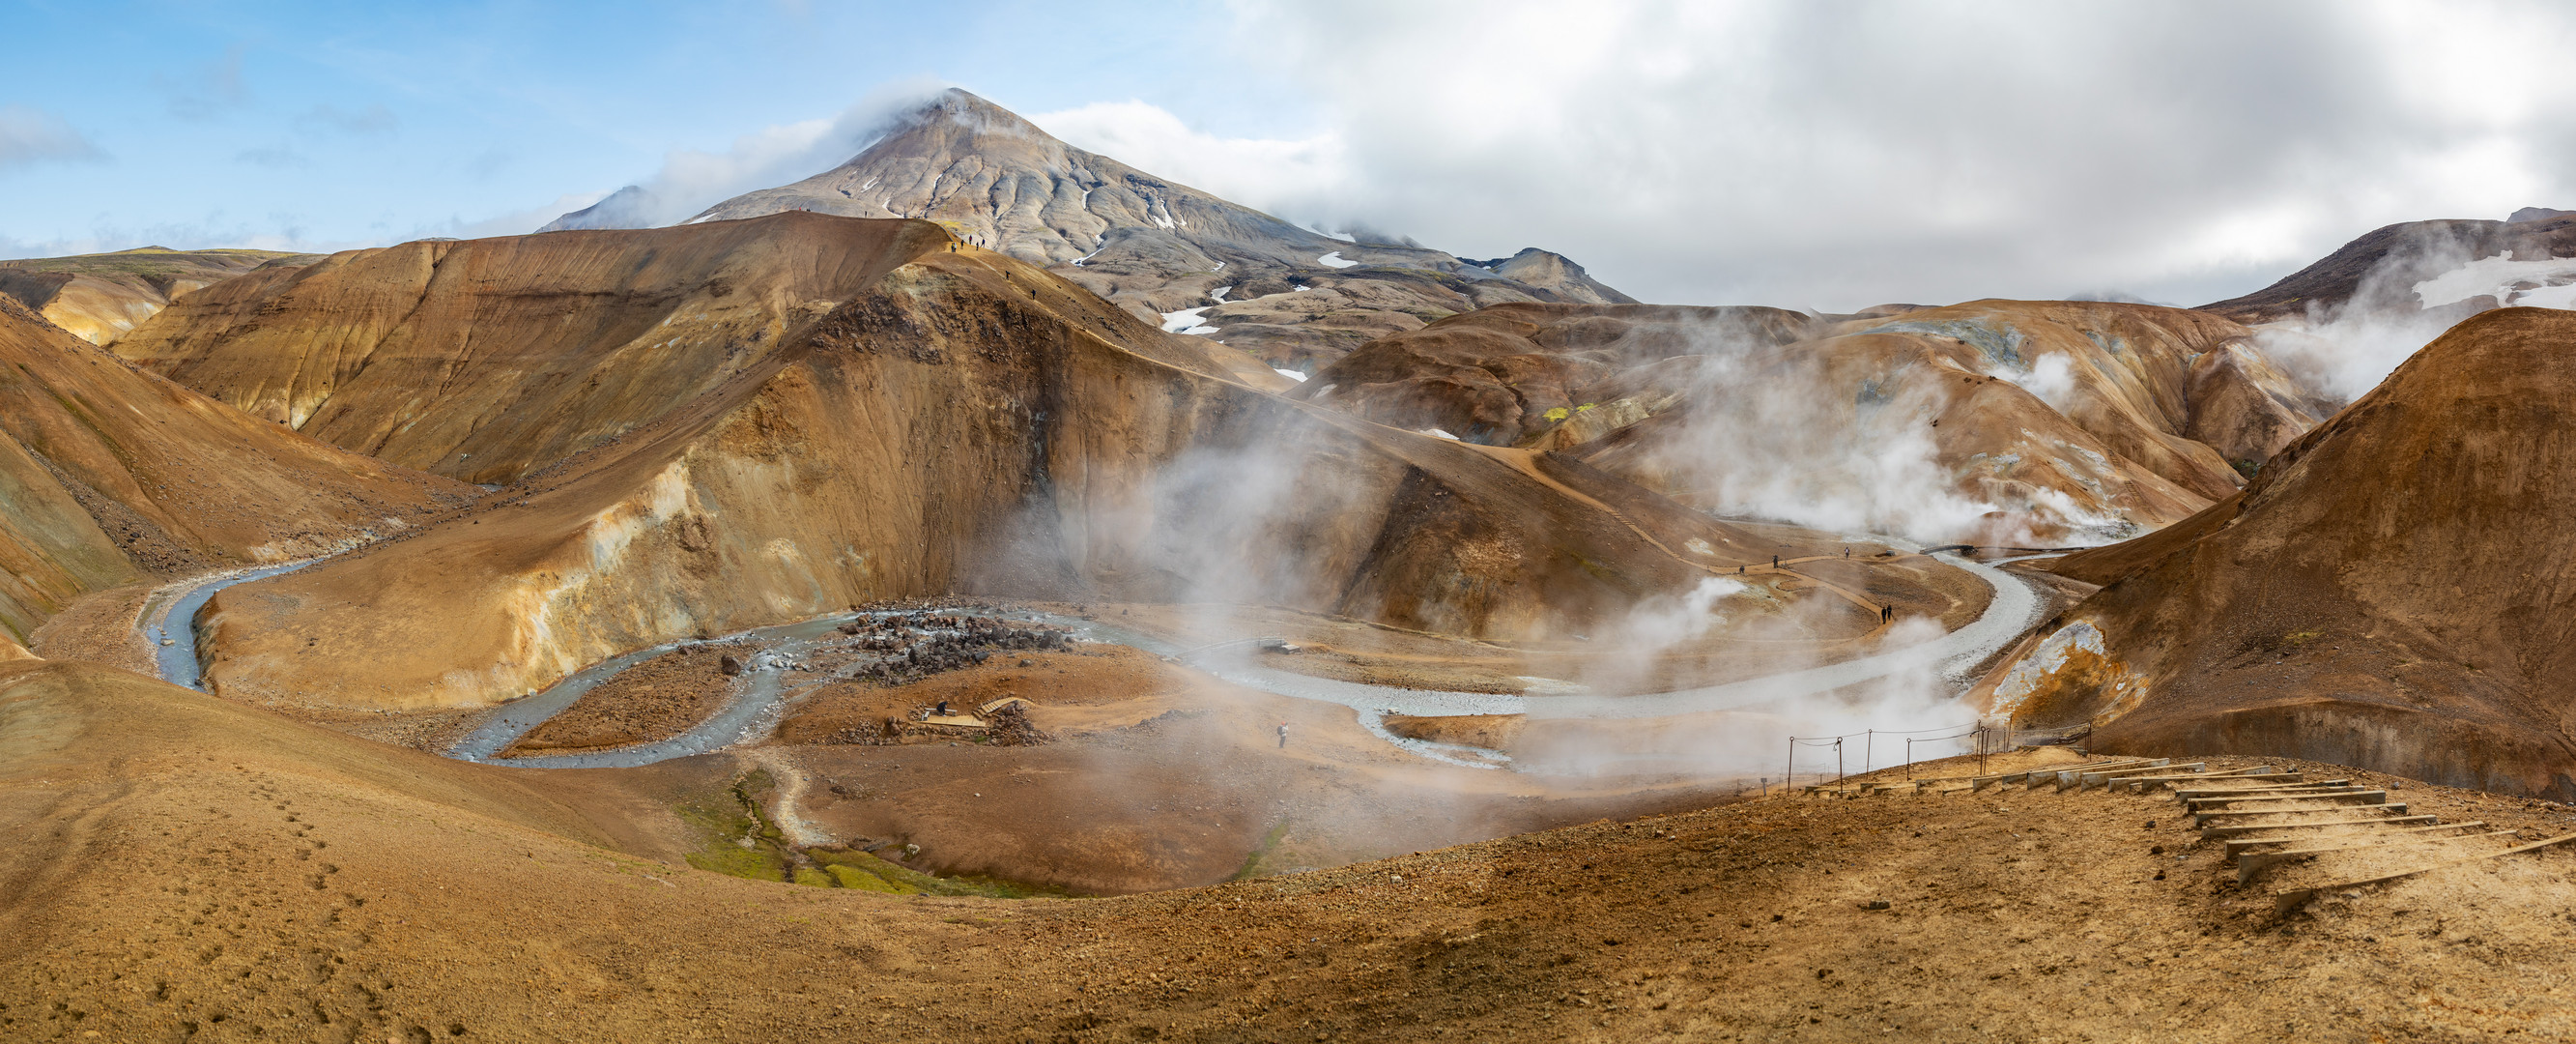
2255 222 2576 404
540 78 951 230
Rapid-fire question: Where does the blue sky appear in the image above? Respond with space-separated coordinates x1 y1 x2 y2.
0 0 1259 252
8 1 2576 310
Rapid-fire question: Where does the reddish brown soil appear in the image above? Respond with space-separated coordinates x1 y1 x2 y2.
777 645 1179 744
2015 309 2576 799
502 645 737 756
1385 712 1524 750
17 661 2576 1042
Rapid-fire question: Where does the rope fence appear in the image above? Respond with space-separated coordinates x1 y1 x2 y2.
1771 719 2025 796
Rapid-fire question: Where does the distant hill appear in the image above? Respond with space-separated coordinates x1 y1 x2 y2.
553 89 1634 367
0 246 320 344
535 185 659 232
2199 209 2576 324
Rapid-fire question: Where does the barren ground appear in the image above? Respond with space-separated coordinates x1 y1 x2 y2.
16 663 2576 1044
501 645 737 756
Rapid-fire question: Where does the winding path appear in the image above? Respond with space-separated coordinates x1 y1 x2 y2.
144 548 2045 772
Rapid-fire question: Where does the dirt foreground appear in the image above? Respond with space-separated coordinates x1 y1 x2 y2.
14 658 2576 1042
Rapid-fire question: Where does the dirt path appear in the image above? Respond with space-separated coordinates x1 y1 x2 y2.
1459 441 1900 622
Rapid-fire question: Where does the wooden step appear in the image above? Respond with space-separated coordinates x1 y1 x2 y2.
2237 828 2516 884
2199 812 2434 840
2275 831 2576 914
2221 821 2483 861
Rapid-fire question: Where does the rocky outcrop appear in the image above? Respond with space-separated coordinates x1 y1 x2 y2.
2011 308 2576 798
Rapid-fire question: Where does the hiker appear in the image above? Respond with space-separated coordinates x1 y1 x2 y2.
1772 555 1780 568
935 700 950 717
1277 722 1290 749
1880 605 1893 624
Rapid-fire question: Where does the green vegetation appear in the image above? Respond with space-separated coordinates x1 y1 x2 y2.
0 247 318 282
674 768 791 882
1230 821 1295 881
675 769 1072 896
807 847 1064 899
823 862 913 894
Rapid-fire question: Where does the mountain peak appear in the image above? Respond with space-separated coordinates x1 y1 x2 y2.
900 87 1052 141
618 91 1636 367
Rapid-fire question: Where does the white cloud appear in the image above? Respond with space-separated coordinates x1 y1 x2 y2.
518 77 952 231
1027 101 1351 225
0 105 106 171
1212 0 2576 310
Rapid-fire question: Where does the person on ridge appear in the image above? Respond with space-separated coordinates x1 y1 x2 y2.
1277 722 1290 749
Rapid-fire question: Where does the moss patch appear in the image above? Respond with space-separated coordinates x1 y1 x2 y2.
823 862 913 894
673 769 791 883
1230 821 1295 882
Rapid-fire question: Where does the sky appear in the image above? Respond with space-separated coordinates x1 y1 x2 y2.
6 0 2575 311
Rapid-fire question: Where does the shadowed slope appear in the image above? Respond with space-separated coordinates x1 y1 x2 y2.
2000 308 2576 797
0 296 472 644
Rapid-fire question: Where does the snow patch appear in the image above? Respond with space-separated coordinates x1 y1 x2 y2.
1210 285 1232 302
1317 251 1359 269
2415 253 2576 309
1273 367 1309 383
1421 427 1461 441
1161 306 1217 336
